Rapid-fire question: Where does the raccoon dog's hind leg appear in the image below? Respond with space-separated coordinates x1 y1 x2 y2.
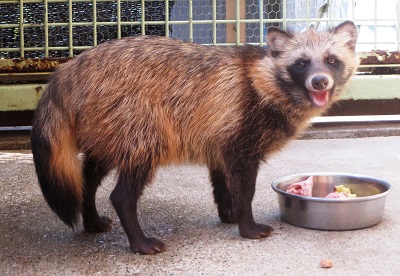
109 158 166 254
82 156 113 233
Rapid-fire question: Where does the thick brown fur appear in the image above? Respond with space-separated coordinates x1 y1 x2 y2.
31 21 359 254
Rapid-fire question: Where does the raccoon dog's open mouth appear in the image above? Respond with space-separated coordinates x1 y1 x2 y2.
306 74 334 108
309 90 331 108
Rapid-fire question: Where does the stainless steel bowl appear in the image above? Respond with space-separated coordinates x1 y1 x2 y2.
271 173 392 230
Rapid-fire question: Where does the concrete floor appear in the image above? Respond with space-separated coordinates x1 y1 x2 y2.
1 136 399 275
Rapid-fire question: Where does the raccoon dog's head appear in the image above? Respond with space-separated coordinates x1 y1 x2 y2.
267 21 359 108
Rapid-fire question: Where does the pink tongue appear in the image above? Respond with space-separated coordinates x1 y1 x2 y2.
311 90 330 107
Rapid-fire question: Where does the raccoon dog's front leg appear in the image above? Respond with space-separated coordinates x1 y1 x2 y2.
226 160 273 239
210 169 237 223
110 164 166 254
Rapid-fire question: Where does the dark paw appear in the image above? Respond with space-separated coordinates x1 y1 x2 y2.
130 237 166 255
239 223 273 239
219 210 237 224
84 216 113 233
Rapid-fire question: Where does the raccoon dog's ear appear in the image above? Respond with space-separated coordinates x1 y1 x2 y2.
266 27 293 53
332 21 359 51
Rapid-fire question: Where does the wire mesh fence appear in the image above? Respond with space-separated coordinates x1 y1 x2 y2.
0 0 399 59
1 0 175 58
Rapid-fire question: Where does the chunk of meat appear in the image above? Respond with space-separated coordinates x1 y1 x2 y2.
285 176 313 197
325 185 356 198
320 258 333 268
325 192 348 199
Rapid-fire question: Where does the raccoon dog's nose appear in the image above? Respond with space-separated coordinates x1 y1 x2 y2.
311 75 329 90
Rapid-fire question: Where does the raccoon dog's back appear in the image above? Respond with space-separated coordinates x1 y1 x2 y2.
39 37 276 169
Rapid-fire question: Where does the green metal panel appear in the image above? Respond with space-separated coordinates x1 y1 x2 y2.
0 84 44 111
341 75 400 100
1 75 399 112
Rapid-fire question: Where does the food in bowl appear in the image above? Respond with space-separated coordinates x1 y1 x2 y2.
272 173 392 230
285 176 313 196
325 184 357 198
324 192 348 198
285 176 357 199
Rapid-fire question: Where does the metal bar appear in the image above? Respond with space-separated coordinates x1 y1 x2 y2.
19 46 92 51
374 0 378 50
358 64 400 68
0 72 51 83
189 0 193 42
165 0 170 37
1 0 88 2
19 0 24 58
282 0 287 29
259 0 264 46
2 0 146 2
311 114 400 123
306 0 310 29
68 0 73 57
5 18 387 30
117 0 121 38
44 0 49 57
2 20 255 29
141 0 145 35
235 0 240 44
93 0 97 46
212 0 217 45
357 41 400 45
0 46 90 51
0 58 70 74
397 0 400 50
7 18 399 30
328 0 333 28
4 44 400 51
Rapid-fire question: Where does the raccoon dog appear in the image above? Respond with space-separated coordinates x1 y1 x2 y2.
31 21 359 254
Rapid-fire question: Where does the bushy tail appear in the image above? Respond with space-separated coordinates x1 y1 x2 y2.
31 101 83 228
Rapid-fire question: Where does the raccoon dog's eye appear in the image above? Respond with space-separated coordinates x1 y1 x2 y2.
327 57 336 64
296 60 307 69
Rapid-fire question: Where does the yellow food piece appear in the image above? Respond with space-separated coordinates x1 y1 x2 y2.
335 185 351 194
334 185 357 198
